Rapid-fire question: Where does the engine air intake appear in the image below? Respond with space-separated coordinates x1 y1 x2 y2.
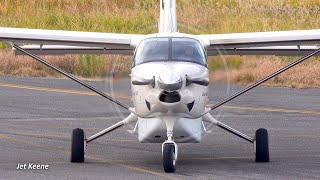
159 91 181 103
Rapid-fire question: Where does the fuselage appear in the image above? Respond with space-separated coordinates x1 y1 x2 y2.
131 33 209 143
130 0 210 143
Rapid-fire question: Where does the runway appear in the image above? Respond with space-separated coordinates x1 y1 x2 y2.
0 76 319 179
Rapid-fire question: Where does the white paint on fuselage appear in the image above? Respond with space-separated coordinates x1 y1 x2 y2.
132 62 208 118
138 116 202 143
131 61 209 143
130 32 210 143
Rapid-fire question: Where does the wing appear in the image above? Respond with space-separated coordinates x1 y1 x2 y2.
206 46 320 56
0 27 144 55
13 45 133 56
197 29 320 56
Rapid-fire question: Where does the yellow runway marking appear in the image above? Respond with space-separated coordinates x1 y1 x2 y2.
0 82 130 99
221 105 320 115
207 104 320 115
0 82 319 115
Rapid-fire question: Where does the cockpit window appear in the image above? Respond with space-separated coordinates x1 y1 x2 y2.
134 38 169 65
134 37 207 66
172 38 206 65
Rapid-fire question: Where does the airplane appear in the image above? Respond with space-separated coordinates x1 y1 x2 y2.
1 0 320 173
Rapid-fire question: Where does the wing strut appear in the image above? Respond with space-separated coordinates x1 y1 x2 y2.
13 44 131 111
202 47 320 116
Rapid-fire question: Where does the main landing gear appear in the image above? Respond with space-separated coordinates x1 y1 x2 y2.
71 128 85 163
70 113 138 163
255 128 269 162
203 113 269 163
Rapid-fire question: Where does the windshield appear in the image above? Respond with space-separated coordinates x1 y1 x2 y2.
172 38 206 65
134 38 169 65
134 37 206 66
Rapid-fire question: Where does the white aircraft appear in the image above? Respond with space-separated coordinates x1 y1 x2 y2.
1 0 320 173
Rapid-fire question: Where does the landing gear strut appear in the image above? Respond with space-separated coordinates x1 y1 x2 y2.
203 113 270 163
70 114 137 163
162 116 178 173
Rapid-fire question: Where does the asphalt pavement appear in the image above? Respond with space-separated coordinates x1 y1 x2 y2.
0 76 319 179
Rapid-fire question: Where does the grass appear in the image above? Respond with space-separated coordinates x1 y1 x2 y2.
1 0 320 36
210 56 320 88
0 50 132 78
0 0 320 87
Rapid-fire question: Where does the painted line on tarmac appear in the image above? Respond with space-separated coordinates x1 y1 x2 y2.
0 82 130 99
220 105 320 115
1 82 319 115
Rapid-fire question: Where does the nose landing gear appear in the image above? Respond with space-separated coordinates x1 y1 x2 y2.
162 141 178 173
162 116 179 173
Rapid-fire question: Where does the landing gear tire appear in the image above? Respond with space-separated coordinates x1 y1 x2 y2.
163 143 176 173
71 128 85 163
255 128 269 162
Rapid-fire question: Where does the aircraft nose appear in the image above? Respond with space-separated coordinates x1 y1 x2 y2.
158 71 183 92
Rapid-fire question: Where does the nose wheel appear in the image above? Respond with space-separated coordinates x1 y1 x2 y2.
162 142 177 173
71 128 85 163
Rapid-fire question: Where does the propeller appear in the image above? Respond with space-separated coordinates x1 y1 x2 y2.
131 76 155 88
186 75 209 86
